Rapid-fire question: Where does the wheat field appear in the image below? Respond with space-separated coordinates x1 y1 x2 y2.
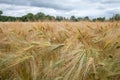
0 22 120 80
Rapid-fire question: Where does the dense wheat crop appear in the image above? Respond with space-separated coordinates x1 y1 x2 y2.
0 22 120 80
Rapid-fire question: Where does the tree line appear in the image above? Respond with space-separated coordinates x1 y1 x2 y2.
0 10 120 22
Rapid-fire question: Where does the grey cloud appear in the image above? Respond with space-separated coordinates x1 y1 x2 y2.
0 0 75 10
96 7 106 10
0 0 28 5
0 0 120 18
0 0 120 10
0 0 106 11
101 0 120 4
106 10 116 15
30 1 72 10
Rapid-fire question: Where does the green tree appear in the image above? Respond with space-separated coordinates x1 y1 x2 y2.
77 17 83 21
56 16 64 21
112 14 120 21
46 15 55 21
70 16 77 21
84 16 90 21
97 17 105 22
35 12 46 21
21 13 35 21
0 10 3 16
92 18 97 22
26 13 34 21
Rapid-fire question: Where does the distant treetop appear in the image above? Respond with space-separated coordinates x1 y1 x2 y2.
0 10 120 22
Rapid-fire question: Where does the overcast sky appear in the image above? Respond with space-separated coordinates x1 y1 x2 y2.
0 0 120 18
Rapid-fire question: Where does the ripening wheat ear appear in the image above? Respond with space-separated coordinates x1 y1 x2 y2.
0 22 120 80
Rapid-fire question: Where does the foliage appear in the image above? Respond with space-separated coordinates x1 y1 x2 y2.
0 10 120 22
93 17 105 22
110 14 120 21
0 10 3 15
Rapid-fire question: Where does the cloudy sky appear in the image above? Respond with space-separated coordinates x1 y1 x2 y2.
0 0 120 18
